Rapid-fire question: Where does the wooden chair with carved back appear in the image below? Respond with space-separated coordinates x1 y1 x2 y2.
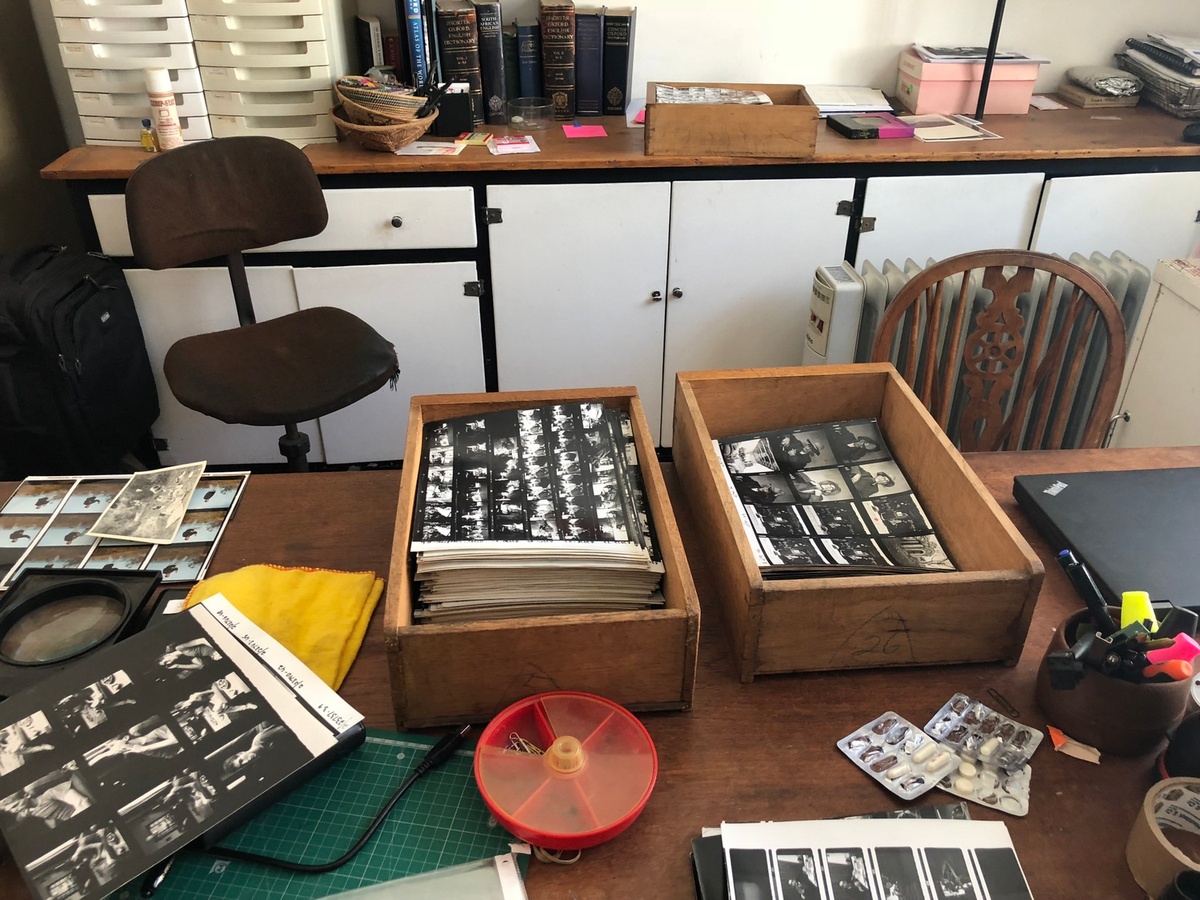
869 250 1127 451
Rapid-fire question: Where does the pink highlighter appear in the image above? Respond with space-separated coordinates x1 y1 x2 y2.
1146 633 1200 665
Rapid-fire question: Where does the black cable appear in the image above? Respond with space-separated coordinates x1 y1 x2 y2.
200 724 472 874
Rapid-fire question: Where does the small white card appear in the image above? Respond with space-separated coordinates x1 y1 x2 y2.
394 141 465 156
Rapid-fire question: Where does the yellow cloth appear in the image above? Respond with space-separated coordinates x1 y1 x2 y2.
184 564 383 690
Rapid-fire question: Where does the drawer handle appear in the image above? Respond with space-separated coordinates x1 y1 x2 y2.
671 287 683 299
650 290 663 302
390 216 403 228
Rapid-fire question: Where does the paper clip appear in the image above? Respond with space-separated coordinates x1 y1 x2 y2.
506 732 544 755
987 688 1019 718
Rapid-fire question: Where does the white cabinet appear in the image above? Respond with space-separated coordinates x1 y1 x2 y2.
660 178 854 442
1031 171 1200 271
855 172 1044 266
293 262 486 463
126 265 321 466
487 178 854 445
488 181 673 443
1109 258 1200 448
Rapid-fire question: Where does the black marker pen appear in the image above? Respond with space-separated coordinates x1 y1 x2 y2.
1058 549 1119 636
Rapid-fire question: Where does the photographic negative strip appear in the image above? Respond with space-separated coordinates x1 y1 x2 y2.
922 846 979 900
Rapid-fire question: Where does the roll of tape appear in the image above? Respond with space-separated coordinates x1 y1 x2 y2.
1126 777 1200 898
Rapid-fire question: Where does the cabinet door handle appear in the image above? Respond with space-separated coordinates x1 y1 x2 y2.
390 216 403 228
671 287 683 299
650 290 663 302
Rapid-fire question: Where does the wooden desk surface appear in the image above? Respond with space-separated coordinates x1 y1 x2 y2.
1 446 1197 898
40 104 1200 180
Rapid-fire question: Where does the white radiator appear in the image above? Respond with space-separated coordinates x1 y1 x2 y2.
804 252 1150 449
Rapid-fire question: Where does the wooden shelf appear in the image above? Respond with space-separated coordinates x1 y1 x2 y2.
41 104 1200 181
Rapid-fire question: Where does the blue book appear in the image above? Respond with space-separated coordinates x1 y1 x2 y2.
398 0 429 86
574 5 603 116
516 21 542 98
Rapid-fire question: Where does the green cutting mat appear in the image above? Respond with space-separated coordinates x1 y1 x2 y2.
151 730 514 900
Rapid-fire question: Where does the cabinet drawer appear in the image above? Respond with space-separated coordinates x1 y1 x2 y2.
90 186 478 257
190 14 326 42
195 39 329 68
68 65 203 94
186 0 324 15
55 16 194 44
52 0 189 16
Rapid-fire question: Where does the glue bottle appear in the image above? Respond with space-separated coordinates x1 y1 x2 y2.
144 67 183 150
139 118 157 152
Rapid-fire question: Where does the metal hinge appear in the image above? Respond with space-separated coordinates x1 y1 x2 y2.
836 200 875 234
484 207 503 224
464 281 486 297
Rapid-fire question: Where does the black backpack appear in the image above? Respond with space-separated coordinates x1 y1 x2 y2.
0 246 159 479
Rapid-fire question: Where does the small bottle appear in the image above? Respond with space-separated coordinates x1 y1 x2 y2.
139 118 158 152
144 67 183 150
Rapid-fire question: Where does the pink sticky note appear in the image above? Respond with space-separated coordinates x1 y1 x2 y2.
633 108 646 124
563 124 608 138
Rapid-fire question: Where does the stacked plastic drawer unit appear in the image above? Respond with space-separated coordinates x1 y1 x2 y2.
189 0 348 145
53 0 211 145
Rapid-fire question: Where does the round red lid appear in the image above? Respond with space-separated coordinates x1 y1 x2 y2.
474 691 658 851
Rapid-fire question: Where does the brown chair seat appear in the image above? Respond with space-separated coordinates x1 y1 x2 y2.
164 306 398 427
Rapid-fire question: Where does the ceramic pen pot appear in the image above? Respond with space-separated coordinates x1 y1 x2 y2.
1035 607 1191 757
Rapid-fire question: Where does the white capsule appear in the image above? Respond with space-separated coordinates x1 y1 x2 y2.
926 751 950 771
980 737 1001 758
911 742 936 764
886 762 911 780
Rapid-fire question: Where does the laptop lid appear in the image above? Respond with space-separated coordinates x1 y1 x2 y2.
1012 467 1200 608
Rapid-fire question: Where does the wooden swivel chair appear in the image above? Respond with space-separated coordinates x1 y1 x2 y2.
869 250 1127 451
124 136 399 471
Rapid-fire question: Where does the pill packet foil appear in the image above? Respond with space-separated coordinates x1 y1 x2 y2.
837 711 960 801
923 693 1043 770
937 759 1031 817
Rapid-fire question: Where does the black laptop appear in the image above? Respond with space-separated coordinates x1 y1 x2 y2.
1013 467 1200 608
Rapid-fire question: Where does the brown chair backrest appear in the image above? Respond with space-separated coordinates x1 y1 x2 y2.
870 250 1127 451
125 135 328 270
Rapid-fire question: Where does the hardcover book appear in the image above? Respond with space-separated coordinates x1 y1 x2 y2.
573 5 603 116
502 22 519 106
354 13 384 72
435 0 485 125
601 6 635 115
515 21 543 98
0 596 363 900
539 0 576 119
472 0 508 124
397 0 430 87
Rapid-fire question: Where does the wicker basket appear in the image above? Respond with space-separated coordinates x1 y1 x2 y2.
331 106 438 152
1116 52 1200 118
334 82 426 125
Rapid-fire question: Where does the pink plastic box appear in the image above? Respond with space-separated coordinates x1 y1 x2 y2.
894 48 1043 115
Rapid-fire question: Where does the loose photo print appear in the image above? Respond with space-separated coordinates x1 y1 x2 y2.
89 462 207 544
25 821 131 899
56 672 136 736
0 712 56 776
1 480 73 517
168 509 227 545
722 436 779 474
118 768 218 854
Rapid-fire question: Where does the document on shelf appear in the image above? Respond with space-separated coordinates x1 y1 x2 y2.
898 113 1002 142
804 85 893 117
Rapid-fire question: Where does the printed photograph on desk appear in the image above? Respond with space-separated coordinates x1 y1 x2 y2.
408 401 664 621
722 818 1032 900
0 473 249 590
715 418 954 578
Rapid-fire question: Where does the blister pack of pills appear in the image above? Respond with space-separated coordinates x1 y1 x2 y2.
937 758 1031 816
837 712 961 800
923 693 1043 770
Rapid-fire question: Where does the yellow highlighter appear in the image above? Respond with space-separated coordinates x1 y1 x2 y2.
1121 590 1158 633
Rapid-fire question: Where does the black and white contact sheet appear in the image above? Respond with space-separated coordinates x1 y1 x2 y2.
715 418 955 577
722 817 1033 900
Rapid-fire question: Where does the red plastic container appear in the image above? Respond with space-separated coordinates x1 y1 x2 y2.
473 691 658 850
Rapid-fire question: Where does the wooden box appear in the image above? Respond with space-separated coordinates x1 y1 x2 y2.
385 387 700 727
671 364 1043 682
644 81 818 158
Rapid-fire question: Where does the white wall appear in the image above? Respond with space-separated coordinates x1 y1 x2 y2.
501 0 1189 103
